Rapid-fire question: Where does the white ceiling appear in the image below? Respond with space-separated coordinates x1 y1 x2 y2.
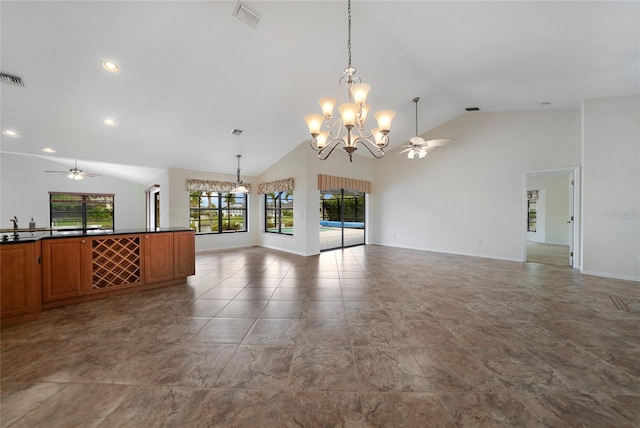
1 1 638 183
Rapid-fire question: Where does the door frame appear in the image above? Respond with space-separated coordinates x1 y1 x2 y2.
522 166 581 269
145 184 160 229
319 189 366 252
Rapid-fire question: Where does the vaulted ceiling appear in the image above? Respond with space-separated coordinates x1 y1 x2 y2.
1 1 638 182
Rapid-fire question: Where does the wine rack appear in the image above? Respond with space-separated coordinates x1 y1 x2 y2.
91 236 142 290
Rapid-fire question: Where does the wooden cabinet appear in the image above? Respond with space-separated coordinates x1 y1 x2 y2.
42 238 90 302
1 241 42 325
144 232 174 283
5 229 194 323
174 231 195 278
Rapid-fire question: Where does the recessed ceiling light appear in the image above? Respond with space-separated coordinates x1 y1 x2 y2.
2 129 19 137
102 60 120 73
41 147 56 153
103 118 117 126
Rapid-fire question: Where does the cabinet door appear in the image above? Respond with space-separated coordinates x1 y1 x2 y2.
42 238 89 302
144 233 174 283
174 231 195 278
1 242 41 319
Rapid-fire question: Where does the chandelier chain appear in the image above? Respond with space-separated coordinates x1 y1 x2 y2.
347 0 351 69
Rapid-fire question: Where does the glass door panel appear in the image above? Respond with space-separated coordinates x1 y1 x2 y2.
319 189 365 251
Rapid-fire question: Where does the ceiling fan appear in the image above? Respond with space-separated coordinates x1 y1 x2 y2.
399 97 453 159
45 160 99 180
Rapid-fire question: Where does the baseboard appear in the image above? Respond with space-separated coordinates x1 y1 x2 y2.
374 243 522 263
580 269 640 282
259 244 314 257
196 243 316 257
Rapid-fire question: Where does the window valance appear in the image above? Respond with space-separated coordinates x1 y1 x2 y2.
258 178 294 194
187 179 252 193
317 174 372 194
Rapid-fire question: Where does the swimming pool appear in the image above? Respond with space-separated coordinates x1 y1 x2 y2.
319 221 365 229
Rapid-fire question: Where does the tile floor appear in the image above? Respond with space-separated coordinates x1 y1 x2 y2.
1 245 639 427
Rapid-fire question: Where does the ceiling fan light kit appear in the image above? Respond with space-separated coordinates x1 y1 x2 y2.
399 97 453 160
45 160 99 180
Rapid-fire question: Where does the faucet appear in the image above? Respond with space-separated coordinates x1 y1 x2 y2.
10 216 18 238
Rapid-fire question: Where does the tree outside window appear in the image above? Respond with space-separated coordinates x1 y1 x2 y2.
190 191 246 234
50 192 114 230
265 191 293 235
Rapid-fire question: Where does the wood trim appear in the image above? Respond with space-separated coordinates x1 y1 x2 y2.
318 174 372 194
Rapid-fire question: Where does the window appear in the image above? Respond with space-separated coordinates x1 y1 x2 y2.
50 192 114 231
265 191 293 235
190 192 247 234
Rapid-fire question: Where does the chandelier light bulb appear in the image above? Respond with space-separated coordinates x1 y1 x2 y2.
316 132 328 149
350 83 371 105
371 128 384 146
319 97 336 119
338 103 359 128
359 104 371 125
374 110 396 133
305 114 324 137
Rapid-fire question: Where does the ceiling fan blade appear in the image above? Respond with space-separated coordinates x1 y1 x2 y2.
44 170 69 173
398 147 412 154
425 138 453 147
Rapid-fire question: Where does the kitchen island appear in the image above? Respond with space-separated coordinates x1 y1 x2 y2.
1 228 195 326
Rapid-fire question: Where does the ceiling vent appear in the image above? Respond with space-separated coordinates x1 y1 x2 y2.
233 2 260 28
465 107 480 112
0 73 24 87
230 129 243 136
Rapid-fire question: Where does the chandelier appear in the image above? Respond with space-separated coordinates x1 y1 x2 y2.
305 0 395 162
399 97 453 159
231 155 248 193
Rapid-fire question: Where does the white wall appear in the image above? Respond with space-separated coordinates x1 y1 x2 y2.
582 95 640 281
527 172 572 245
257 142 375 256
256 144 310 256
371 109 582 261
0 153 146 230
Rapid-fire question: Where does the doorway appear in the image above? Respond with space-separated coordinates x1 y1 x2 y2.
524 168 579 267
319 189 366 251
145 185 160 229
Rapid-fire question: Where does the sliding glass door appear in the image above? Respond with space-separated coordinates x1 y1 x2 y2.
319 189 365 251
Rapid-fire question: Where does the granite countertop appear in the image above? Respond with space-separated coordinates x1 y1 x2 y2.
0 227 193 244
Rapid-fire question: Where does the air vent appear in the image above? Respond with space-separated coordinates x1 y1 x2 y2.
465 107 480 112
230 129 243 136
0 73 24 87
233 2 260 27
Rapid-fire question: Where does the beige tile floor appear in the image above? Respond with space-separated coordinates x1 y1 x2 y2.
1 245 639 427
